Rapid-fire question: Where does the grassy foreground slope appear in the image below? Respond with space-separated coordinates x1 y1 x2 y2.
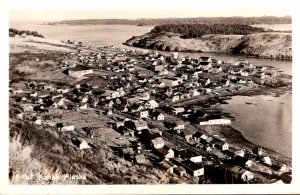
125 32 292 59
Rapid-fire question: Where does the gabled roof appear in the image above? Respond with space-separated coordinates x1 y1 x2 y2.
157 145 173 156
150 111 163 118
181 160 204 171
229 165 247 175
177 149 200 159
193 131 205 139
133 120 148 128
174 120 185 126
151 137 164 146
148 128 161 135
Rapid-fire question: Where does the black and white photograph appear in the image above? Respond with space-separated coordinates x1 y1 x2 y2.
0 0 299 194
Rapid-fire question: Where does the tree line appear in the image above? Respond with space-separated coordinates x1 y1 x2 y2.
150 24 266 38
49 16 291 26
9 28 44 38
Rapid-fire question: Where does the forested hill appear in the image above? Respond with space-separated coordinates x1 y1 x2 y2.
150 24 266 38
48 16 291 26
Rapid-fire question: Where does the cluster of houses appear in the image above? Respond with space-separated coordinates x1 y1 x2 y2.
10 44 289 183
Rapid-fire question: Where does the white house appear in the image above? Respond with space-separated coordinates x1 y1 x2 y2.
241 171 254 181
16 113 24 120
173 120 185 131
199 56 212 63
157 146 175 159
78 104 88 110
234 149 245 157
189 89 201 97
172 107 185 115
151 112 165 121
230 166 254 182
34 119 42 125
61 125 75 132
151 137 165 149
262 156 272 165
181 160 204 177
68 66 93 78
75 138 90 150
139 110 149 119
200 119 231 126
211 139 229 151
145 100 159 109
172 95 180 102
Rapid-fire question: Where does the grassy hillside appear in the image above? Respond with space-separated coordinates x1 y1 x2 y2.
8 37 186 184
125 32 292 59
9 108 180 184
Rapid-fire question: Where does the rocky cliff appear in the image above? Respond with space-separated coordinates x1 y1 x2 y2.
124 32 292 59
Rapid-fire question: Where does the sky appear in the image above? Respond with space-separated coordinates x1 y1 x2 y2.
8 0 293 22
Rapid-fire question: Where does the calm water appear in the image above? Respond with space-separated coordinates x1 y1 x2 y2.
220 95 292 158
10 22 154 48
10 22 292 157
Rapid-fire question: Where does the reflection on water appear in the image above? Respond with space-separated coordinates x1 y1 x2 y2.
220 94 292 158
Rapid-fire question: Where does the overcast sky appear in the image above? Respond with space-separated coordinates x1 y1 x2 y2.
8 0 292 22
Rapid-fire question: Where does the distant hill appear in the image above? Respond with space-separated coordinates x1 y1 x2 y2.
48 16 292 26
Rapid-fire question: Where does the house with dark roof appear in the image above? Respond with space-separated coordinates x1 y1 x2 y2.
233 155 253 168
210 139 229 151
199 56 212 63
149 111 165 121
159 160 177 174
193 131 208 142
125 120 149 132
180 160 205 177
172 120 185 133
174 166 187 177
176 149 202 163
71 137 90 150
156 146 175 160
229 166 254 182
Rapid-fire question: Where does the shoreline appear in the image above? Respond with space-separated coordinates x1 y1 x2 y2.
202 124 292 165
177 83 292 164
124 31 292 61
123 43 293 61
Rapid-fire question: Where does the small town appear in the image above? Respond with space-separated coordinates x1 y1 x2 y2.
9 40 292 184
